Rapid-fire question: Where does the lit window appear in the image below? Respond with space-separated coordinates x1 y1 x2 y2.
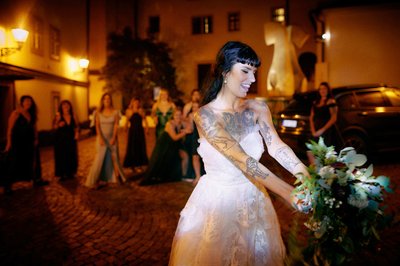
228 12 240 32
49 25 60 60
272 7 285 23
192 16 213 35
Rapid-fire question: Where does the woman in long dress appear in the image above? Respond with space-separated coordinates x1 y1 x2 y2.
4 95 47 194
53 100 79 180
123 97 148 172
169 41 309 266
151 88 176 139
140 107 192 186
85 93 126 188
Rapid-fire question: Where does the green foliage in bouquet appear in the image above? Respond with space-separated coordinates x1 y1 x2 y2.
291 138 392 265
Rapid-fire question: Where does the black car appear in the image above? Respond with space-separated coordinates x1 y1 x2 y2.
276 84 400 156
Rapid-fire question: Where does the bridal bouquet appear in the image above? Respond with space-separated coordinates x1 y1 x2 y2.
291 138 392 265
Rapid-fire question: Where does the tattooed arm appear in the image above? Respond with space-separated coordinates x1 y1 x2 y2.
246 99 309 180
194 106 294 204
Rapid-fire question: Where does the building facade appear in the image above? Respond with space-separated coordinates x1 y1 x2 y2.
0 0 89 144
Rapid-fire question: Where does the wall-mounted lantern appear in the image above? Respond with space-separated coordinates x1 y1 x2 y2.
0 28 29 57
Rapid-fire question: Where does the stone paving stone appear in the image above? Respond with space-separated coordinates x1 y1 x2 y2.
0 128 399 265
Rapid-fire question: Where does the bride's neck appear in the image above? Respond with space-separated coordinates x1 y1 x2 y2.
211 94 240 111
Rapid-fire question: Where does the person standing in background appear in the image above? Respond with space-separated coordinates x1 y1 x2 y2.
309 82 338 145
182 89 201 118
123 97 149 173
186 101 204 186
53 100 79 181
85 93 126 189
181 89 202 180
151 88 176 139
140 107 192 186
4 95 48 194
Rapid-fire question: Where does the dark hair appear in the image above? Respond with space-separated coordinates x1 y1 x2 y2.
318 82 334 99
99 92 114 112
58 100 74 117
202 41 261 105
20 95 37 124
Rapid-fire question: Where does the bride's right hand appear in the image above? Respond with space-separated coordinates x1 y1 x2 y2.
291 189 312 213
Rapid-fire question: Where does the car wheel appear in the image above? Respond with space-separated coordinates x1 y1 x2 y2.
342 134 368 155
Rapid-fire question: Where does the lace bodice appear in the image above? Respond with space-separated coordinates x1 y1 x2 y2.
198 125 264 185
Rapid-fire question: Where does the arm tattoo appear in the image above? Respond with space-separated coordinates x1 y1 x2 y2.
246 157 269 180
198 107 218 137
259 121 272 146
274 146 301 172
209 136 236 151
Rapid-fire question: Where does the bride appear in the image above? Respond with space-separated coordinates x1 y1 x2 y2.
169 41 309 266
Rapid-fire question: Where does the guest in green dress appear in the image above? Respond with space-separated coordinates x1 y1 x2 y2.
151 88 176 139
140 107 192 186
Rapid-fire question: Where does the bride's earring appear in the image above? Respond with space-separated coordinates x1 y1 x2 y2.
223 79 227 84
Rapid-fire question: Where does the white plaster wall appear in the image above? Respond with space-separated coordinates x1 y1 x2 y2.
324 5 400 88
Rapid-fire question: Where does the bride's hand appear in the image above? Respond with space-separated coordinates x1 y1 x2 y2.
291 188 312 213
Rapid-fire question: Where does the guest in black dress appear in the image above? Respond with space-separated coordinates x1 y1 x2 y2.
309 82 338 146
308 82 339 164
123 97 149 172
140 108 192 185
53 100 79 180
4 95 47 194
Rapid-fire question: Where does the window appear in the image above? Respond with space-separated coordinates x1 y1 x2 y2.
385 89 400 107
192 16 213 35
228 12 240 32
31 16 44 56
51 91 60 121
337 94 357 109
356 91 389 107
272 7 285 23
149 16 160 34
49 25 60 60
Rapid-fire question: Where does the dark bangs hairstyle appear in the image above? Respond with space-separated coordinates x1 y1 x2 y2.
20 95 38 124
201 41 261 105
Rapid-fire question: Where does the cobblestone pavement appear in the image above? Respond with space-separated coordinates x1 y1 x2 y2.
1 129 399 265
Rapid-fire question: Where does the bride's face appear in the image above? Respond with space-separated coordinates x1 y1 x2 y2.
225 63 257 98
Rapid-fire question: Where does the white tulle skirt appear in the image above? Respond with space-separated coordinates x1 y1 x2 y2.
169 173 286 266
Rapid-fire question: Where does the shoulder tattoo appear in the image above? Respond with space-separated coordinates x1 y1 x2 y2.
259 121 272 146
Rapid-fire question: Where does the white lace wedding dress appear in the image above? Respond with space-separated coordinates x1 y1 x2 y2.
169 126 286 266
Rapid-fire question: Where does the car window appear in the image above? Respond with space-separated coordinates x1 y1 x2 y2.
385 89 400 107
337 94 356 109
356 91 389 107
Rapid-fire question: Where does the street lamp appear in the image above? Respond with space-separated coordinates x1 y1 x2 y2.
0 28 29 57
78 58 89 69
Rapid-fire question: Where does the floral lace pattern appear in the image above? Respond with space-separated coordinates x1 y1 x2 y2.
169 127 285 266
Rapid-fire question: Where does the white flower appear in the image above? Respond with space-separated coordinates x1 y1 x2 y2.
325 149 337 161
348 194 369 209
318 166 335 179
